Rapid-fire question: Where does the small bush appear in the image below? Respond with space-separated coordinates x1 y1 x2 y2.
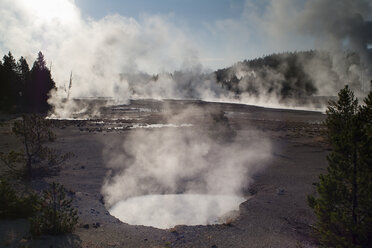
30 182 78 236
0 114 72 179
0 179 39 219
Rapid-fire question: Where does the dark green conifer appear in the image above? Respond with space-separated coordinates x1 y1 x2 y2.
308 84 372 247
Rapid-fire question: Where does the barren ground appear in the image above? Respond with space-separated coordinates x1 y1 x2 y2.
0 100 328 248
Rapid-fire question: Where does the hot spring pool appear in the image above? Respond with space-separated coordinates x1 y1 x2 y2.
109 194 246 229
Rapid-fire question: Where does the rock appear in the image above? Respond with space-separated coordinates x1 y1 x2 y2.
93 222 101 228
99 195 105 204
75 192 83 199
276 188 285 195
83 224 89 229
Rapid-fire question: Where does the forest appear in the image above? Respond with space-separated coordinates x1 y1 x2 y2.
215 50 363 99
0 51 55 113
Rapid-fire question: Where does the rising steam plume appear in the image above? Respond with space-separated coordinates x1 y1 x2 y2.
287 0 372 91
217 0 372 107
0 0 371 113
101 106 272 228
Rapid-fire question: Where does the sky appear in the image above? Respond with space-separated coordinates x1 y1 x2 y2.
73 0 313 69
0 0 320 71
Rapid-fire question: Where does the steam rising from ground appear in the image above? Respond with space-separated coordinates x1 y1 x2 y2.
275 0 371 90
1 0 371 116
0 0 200 99
102 107 272 228
220 0 372 106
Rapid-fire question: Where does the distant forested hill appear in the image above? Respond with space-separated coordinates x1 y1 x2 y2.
214 50 362 99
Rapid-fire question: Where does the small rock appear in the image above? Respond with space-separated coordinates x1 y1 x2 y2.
93 222 101 228
276 188 285 195
99 195 105 204
83 224 89 229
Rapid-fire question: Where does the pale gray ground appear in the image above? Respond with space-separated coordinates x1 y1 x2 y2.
0 100 328 248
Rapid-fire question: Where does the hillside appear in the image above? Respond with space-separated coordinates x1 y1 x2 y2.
215 50 363 99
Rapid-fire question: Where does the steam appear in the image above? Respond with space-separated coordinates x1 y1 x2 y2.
204 0 372 110
101 107 272 227
296 0 372 93
251 0 372 93
0 0 200 99
1 0 371 116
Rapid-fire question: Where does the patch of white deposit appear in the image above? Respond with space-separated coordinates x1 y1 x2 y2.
130 123 193 129
109 194 246 229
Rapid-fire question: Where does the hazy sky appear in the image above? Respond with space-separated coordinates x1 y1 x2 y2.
0 0 371 74
74 0 313 69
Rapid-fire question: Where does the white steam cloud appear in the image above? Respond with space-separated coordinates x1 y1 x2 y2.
1 0 371 116
101 107 272 228
205 0 372 110
0 0 200 99
243 0 372 93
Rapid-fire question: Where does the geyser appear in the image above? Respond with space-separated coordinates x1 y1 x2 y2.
109 194 246 229
102 106 272 229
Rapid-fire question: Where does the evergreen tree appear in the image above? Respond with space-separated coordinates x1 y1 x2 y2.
0 114 71 179
308 84 372 247
30 182 78 236
29 52 56 112
0 52 20 112
0 60 3 108
355 82 372 246
16 56 30 111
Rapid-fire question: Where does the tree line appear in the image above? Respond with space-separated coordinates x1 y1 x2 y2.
0 51 56 113
215 50 363 99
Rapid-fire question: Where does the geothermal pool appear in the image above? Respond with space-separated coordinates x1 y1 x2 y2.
109 194 247 229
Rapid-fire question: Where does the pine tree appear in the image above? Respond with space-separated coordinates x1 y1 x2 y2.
355 82 372 246
30 182 78 236
0 60 4 108
29 52 56 112
308 84 372 247
16 56 30 111
0 114 72 179
0 52 20 112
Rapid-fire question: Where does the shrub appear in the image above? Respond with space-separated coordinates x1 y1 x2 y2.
30 182 78 236
0 178 39 219
0 114 72 179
